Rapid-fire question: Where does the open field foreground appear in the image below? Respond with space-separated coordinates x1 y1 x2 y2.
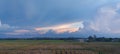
0 40 119 54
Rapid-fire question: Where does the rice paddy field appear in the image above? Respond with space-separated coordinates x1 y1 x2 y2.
0 40 119 54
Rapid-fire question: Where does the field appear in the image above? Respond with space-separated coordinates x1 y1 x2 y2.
0 40 119 54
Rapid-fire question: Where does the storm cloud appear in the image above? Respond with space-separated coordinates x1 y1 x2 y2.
0 0 111 27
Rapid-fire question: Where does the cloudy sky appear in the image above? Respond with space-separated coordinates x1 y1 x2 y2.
0 0 120 38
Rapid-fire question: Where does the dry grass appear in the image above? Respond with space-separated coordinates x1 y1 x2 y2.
0 40 119 54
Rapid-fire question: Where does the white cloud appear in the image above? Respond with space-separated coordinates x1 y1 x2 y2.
0 19 17 30
0 20 10 30
90 3 120 34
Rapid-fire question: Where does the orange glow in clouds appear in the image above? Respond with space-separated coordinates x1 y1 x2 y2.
35 21 84 34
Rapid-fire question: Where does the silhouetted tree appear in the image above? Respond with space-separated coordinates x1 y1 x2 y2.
88 36 94 42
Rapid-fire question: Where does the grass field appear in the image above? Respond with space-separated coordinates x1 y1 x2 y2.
0 40 119 54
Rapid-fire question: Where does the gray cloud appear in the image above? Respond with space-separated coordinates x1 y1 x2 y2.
0 0 106 27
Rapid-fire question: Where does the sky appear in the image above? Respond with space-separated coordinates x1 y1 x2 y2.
0 0 120 38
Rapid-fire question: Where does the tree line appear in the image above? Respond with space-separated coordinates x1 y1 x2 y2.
87 35 120 42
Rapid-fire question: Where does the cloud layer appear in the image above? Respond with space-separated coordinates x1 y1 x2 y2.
1 1 120 38
35 21 84 34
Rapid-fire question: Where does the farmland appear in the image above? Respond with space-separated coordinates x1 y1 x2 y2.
0 40 119 54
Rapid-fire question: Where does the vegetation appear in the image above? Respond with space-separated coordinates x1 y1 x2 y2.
0 40 119 54
88 35 120 42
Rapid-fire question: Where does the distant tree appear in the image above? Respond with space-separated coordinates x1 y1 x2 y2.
88 36 94 42
96 37 105 42
108 38 112 42
93 35 97 41
93 35 96 39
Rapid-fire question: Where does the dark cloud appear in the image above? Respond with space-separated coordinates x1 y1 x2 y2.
0 0 100 27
